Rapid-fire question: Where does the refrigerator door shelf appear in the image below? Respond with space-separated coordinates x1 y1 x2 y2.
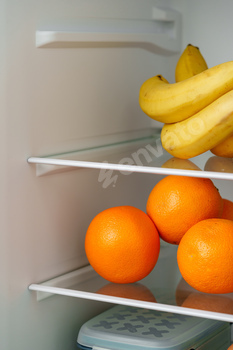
27 128 233 181
36 7 181 54
29 243 233 323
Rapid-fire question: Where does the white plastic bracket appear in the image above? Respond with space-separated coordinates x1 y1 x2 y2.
36 7 181 54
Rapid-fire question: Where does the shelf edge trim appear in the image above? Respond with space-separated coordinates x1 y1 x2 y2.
28 283 233 322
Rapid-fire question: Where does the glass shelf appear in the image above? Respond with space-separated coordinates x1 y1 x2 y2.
29 243 233 323
28 128 233 181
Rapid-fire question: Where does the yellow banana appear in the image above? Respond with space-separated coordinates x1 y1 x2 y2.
139 61 233 123
175 44 208 82
175 45 233 159
161 90 233 159
211 134 233 158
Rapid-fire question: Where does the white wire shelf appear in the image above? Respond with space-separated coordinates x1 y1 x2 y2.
27 128 233 181
29 244 233 323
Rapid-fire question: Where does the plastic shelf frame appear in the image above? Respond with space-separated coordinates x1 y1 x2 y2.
29 243 233 323
35 7 182 54
27 128 233 181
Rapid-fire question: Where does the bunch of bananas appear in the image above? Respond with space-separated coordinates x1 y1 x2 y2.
139 44 233 159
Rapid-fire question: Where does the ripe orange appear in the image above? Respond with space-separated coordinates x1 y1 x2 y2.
177 218 233 294
227 345 233 350
85 206 160 284
222 198 233 220
146 175 223 244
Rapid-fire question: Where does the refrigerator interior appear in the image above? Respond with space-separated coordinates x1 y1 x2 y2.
1 0 233 349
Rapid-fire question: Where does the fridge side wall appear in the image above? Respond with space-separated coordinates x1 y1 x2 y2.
1 1 180 349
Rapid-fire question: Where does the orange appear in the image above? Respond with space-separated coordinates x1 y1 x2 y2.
97 283 157 302
146 175 222 244
85 206 160 284
177 218 233 294
222 198 233 220
227 345 233 350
